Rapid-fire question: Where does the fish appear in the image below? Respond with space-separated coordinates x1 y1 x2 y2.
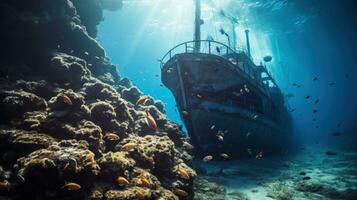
104 133 120 141
313 77 318 81
139 176 151 188
313 118 316 121
246 132 251 137
210 125 215 130
173 188 189 197
146 111 157 130
216 130 224 137
297 85 301 88
303 176 311 180
220 153 229 159
182 141 194 150
314 99 319 104
196 94 202 98
329 82 335 86
116 176 130 186
313 109 318 114
290 108 296 112
217 135 224 142
62 182 81 190
120 142 138 151
247 148 253 156
229 57 237 65
244 86 250 93
253 115 258 120
255 151 263 159
133 188 145 199
202 155 213 162
59 92 73 105
292 83 297 86
136 96 150 105
305 95 310 99
177 165 190 180
182 110 189 116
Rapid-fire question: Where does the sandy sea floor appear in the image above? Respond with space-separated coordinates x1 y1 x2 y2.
194 147 357 200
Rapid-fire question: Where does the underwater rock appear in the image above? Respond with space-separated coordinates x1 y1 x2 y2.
0 90 47 124
16 140 100 178
266 181 294 200
48 53 91 86
121 86 143 105
0 129 55 153
193 177 226 200
0 0 195 199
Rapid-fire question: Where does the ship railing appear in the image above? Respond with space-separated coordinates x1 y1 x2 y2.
160 40 248 69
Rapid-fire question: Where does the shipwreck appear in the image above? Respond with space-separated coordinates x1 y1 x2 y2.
160 0 293 158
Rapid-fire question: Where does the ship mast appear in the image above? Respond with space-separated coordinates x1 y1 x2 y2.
194 0 201 52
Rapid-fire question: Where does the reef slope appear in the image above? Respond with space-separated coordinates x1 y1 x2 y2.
0 0 195 199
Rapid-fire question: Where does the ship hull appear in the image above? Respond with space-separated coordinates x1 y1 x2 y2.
186 105 292 158
162 52 293 159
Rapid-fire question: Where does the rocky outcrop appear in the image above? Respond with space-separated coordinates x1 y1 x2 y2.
0 0 194 199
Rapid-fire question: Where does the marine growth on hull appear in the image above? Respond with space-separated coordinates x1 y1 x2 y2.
0 0 196 199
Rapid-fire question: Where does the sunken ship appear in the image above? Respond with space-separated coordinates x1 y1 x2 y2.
161 0 292 158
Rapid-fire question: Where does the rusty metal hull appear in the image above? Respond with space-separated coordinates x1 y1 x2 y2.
162 53 293 158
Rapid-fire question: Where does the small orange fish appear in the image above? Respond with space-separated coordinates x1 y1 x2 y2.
104 133 120 141
62 182 81 190
59 92 72 105
173 188 189 197
116 176 129 186
202 155 213 162
146 111 157 130
136 96 150 105
139 176 151 188
134 187 145 199
120 142 138 151
177 165 190 180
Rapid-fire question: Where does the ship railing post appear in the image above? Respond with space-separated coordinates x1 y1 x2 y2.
185 43 187 53
169 51 172 59
226 46 229 55
208 41 211 54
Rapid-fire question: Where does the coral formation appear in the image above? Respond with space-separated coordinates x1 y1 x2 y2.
0 0 194 199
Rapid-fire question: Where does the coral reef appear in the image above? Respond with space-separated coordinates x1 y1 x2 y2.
193 177 226 200
0 0 194 199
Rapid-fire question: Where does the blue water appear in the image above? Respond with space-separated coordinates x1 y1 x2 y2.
98 0 357 149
